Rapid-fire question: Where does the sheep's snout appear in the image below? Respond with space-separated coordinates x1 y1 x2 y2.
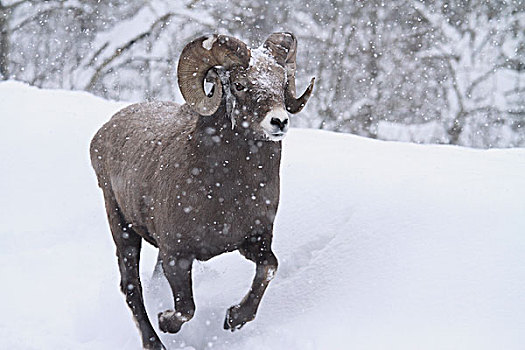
261 108 289 141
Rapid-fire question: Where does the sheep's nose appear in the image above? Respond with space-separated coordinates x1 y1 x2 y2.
270 117 288 131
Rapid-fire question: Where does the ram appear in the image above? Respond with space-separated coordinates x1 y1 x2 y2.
90 32 314 349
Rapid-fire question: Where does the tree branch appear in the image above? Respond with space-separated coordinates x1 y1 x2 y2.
11 5 82 32
412 1 462 43
85 13 173 91
1 0 30 11
466 62 504 97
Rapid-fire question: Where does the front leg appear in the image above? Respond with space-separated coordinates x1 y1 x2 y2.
224 241 278 331
158 254 195 334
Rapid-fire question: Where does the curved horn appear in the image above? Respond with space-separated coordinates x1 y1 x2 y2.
263 32 315 114
178 35 250 116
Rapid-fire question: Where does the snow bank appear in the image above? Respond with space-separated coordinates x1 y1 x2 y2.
1 81 524 349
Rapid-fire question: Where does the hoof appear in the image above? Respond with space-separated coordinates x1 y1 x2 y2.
223 305 255 332
158 310 191 334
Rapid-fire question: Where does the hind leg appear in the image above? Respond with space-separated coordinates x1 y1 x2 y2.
103 191 164 349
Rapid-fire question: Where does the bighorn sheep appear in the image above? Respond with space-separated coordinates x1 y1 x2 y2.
90 32 314 349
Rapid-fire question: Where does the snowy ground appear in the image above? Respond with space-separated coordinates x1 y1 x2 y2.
1 81 525 350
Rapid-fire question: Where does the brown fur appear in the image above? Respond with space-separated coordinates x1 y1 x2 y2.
90 100 282 260
90 33 312 350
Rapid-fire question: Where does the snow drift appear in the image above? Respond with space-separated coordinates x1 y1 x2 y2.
1 81 524 349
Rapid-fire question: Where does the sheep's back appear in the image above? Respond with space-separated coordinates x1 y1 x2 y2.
90 101 197 227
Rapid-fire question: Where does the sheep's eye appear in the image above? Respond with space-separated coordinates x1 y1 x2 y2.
234 82 245 91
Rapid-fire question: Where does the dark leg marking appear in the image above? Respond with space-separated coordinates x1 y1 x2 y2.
158 254 195 334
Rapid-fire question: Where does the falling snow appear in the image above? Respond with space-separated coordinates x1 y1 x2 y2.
0 0 524 349
1 81 525 350
0 0 522 147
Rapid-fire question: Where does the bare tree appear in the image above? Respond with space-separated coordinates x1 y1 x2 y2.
1 0 523 147
414 0 525 145
0 0 33 80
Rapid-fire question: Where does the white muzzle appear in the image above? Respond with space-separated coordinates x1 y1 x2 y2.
261 108 289 141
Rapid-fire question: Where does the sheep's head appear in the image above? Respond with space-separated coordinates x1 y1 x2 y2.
177 32 315 141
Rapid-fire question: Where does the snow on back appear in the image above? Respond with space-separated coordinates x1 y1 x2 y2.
1 81 524 349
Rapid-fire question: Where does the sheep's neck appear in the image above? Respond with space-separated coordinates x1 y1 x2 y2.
190 116 282 191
